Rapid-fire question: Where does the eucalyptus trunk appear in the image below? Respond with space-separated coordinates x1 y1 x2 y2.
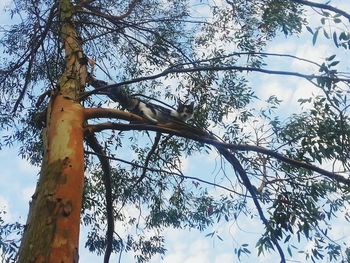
17 0 87 262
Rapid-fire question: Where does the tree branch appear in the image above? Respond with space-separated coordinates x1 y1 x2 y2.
217 147 286 262
133 132 161 187
157 51 322 69
86 120 287 260
85 132 114 263
84 150 243 196
0 3 57 76
12 54 35 112
85 120 350 186
81 64 350 100
8 4 57 112
290 0 350 21
84 107 145 122
80 0 141 21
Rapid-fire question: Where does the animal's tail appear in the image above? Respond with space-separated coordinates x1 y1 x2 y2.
88 75 132 109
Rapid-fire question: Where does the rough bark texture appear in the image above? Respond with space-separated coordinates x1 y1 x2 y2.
17 0 87 262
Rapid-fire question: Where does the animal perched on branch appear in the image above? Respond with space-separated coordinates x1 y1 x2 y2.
88 77 194 123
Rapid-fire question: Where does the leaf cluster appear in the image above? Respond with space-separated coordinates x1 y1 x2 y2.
0 211 24 263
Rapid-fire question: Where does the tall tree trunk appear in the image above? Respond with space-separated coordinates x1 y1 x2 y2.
18 0 87 262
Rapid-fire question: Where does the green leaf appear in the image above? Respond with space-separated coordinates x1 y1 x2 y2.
306 26 313 34
328 61 340 67
322 11 330 17
284 235 291 243
323 29 330 39
326 54 336 61
217 235 223 241
333 32 339 47
312 29 319 45
339 32 349 41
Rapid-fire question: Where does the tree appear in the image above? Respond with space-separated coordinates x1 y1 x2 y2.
0 0 349 262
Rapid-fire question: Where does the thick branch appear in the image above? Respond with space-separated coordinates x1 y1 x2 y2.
84 107 145 122
290 0 350 20
85 132 114 263
85 121 350 186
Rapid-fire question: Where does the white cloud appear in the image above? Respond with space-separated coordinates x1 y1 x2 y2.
0 196 12 221
21 186 36 202
183 254 211 263
0 0 11 10
155 228 211 263
162 253 186 263
18 158 40 174
292 43 328 72
267 41 297 55
179 156 189 173
290 80 321 105
214 253 235 263
258 80 294 105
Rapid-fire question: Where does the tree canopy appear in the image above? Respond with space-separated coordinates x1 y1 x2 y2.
0 0 350 262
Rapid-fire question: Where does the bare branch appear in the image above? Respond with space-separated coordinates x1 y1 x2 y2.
32 1 57 89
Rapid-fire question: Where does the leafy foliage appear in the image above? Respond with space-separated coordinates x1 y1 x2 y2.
0 211 23 263
0 0 350 262
306 10 350 49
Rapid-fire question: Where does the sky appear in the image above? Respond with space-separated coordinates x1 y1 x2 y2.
1 0 350 263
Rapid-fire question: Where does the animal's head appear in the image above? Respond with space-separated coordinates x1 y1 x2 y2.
177 101 194 121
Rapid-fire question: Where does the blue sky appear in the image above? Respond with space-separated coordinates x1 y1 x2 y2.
1 0 350 262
